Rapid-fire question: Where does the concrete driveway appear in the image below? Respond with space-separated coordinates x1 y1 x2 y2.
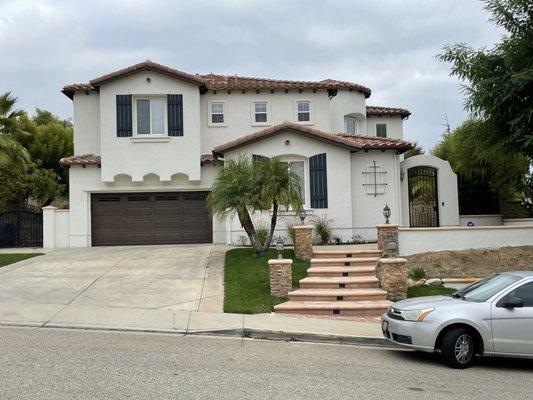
0 244 226 320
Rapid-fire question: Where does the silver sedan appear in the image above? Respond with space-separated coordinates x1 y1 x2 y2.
381 271 533 368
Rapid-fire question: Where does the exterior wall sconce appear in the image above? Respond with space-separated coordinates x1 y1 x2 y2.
276 236 285 259
299 207 307 224
383 204 391 224
400 167 405 182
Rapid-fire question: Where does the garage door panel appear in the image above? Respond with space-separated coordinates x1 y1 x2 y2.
91 192 212 246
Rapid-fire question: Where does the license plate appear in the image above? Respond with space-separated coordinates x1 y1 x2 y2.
382 320 389 331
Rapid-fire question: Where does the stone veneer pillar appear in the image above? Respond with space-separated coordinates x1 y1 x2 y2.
268 259 293 297
293 225 313 260
376 257 408 301
376 224 399 257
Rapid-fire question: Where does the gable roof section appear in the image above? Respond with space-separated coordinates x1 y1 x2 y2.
213 121 413 155
62 61 372 99
366 106 411 119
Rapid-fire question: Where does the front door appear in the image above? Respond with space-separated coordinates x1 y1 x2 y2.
408 166 439 227
491 281 533 355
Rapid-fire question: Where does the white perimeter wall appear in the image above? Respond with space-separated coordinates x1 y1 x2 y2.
398 225 533 256
459 214 503 227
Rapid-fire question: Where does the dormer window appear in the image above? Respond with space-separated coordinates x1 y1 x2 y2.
345 117 358 135
296 101 311 122
136 98 166 135
209 101 226 125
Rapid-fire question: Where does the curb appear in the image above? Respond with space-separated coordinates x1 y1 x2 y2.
0 322 397 348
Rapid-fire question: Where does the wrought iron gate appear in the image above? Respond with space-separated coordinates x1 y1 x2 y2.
408 167 439 227
0 210 43 248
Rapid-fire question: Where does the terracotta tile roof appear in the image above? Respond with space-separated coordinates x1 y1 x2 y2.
213 121 413 155
59 154 101 166
59 154 216 166
62 61 372 99
366 106 411 119
198 74 371 97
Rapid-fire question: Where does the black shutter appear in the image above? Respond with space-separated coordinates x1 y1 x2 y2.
116 95 132 137
167 94 183 136
310 153 328 208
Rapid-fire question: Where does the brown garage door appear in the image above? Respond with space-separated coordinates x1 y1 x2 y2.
91 192 212 246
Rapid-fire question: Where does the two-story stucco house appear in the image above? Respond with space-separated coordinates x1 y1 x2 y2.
54 60 459 248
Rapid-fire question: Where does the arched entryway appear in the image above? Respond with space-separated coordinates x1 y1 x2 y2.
408 166 439 227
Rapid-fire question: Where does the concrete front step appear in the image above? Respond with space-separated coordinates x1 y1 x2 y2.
310 257 378 267
313 249 382 259
307 266 376 278
299 276 379 289
274 300 392 317
288 288 387 301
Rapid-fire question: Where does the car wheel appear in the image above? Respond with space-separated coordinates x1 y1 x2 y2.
441 327 475 369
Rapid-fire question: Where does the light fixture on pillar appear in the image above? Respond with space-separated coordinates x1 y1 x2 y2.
400 167 405 182
383 204 391 224
276 236 285 259
298 207 307 224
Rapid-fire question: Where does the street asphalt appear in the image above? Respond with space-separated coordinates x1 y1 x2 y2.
0 327 531 399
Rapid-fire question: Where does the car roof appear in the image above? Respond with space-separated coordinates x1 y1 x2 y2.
500 271 533 278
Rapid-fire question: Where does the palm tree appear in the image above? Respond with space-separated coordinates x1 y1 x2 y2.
256 157 303 252
0 92 29 170
207 156 263 253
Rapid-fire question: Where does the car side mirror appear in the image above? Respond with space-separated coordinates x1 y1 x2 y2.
503 297 524 309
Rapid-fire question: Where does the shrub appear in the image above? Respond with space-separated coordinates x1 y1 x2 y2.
284 217 300 244
254 219 269 245
409 267 426 280
312 215 334 245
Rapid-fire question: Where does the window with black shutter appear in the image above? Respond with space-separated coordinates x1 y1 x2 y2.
309 153 328 208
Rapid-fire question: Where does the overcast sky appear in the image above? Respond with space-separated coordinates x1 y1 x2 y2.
0 0 502 150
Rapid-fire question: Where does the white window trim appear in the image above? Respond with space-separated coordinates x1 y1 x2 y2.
294 100 313 125
251 99 270 127
132 96 168 137
345 117 358 134
279 156 309 208
376 123 388 138
208 100 228 127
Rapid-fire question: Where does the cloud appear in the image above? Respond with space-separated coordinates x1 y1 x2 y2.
0 0 501 149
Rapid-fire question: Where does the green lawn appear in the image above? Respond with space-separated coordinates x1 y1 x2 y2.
407 285 456 298
0 253 42 268
224 248 309 314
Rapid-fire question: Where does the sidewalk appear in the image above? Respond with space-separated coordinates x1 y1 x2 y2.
0 303 392 347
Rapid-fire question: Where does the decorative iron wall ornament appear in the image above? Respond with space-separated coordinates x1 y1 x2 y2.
362 160 387 197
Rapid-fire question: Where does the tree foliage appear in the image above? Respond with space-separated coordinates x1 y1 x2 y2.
438 0 533 157
207 156 302 255
432 119 530 214
404 142 425 159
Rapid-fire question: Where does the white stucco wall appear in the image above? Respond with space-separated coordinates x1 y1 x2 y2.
201 90 332 153
398 225 533 256
42 207 70 248
351 151 402 239
503 218 533 226
328 90 366 134
223 131 355 243
366 116 404 140
68 164 225 247
400 154 460 227
98 71 202 182
459 214 503 227
73 91 100 154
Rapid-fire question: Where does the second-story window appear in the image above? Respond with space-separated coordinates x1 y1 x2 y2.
376 123 387 138
136 98 166 135
297 101 311 122
210 102 225 124
254 101 268 124
345 117 357 134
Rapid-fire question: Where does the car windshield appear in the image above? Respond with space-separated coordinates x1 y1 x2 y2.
452 274 522 302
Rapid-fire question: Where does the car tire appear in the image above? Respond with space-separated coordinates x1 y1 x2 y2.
441 327 475 369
